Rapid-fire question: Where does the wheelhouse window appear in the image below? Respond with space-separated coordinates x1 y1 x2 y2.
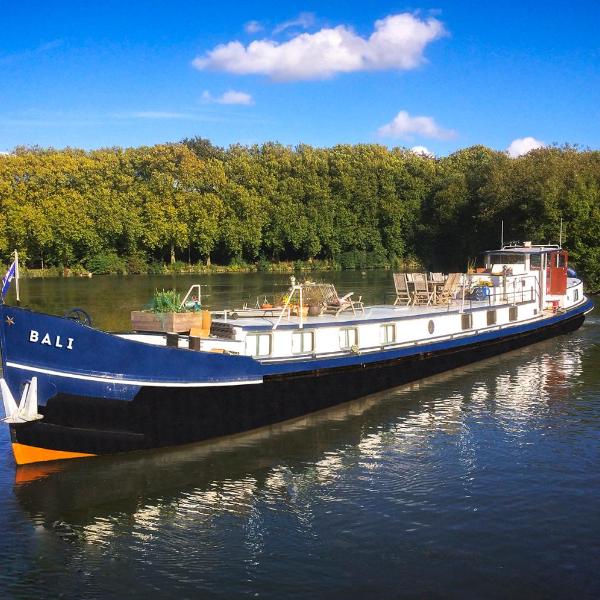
245 333 272 357
487 253 526 266
530 254 541 269
292 330 314 354
487 310 497 326
339 327 358 350
380 323 396 345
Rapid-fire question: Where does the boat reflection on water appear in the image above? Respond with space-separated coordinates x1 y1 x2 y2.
13 331 590 547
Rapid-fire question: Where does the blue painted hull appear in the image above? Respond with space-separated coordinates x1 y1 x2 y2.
0 299 593 462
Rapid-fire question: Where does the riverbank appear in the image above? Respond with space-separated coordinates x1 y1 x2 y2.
17 256 422 279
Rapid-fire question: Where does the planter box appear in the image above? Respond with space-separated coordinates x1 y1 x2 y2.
131 310 204 333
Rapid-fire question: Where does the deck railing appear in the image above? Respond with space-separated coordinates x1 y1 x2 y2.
459 273 540 309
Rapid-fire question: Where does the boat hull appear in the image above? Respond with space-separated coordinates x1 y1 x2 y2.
7 303 588 464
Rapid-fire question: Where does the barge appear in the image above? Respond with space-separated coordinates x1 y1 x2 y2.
0 243 593 465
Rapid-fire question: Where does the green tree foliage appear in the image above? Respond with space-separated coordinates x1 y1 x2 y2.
0 142 599 289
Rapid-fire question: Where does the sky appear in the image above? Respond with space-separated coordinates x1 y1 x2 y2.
1 0 599 156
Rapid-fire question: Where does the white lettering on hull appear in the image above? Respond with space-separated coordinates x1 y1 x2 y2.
28 330 74 350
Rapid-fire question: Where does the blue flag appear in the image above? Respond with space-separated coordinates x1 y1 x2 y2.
1 260 16 299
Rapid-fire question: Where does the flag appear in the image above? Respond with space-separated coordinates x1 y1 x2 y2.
1 260 16 299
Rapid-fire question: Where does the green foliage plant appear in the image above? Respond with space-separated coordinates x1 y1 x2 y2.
151 289 182 313
86 252 126 275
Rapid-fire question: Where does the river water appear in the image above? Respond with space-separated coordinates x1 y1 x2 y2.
0 273 599 598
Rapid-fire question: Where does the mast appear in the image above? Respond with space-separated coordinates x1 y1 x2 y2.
14 249 20 305
559 218 563 247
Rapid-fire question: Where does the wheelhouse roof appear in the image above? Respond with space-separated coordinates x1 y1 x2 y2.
485 245 562 255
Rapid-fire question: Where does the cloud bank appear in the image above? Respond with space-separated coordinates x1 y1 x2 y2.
193 13 446 81
507 136 545 157
378 110 455 140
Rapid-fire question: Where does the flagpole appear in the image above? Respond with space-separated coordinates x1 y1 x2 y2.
14 249 20 304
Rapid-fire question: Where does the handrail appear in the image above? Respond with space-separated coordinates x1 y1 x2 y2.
460 273 541 310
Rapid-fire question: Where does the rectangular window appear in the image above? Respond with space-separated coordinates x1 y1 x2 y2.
339 327 358 350
489 254 525 265
245 333 272 357
292 330 314 354
509 306 518 321
487 310 497 326
574 289 579 301
461 313 472 330
380 323 396 345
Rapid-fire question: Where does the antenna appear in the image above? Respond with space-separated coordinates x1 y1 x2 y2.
559 218 563 247
501 221 504 248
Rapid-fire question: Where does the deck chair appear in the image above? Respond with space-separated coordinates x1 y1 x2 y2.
412 273 434 305
393 273 412 306
323 290 365 316
436 273 461 304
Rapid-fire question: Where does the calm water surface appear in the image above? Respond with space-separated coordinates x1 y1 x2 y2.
0 273 599 599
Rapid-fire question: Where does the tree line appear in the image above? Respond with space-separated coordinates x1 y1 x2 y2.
0 139 599 289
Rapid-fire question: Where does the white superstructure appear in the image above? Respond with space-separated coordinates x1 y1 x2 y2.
121 244 586 361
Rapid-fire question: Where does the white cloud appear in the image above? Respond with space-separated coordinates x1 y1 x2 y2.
193 13 446 81
244 20 263 35
506 136 545 157
410 145 434 157
377 110 455 140
273 12 316 35
201 90 254 105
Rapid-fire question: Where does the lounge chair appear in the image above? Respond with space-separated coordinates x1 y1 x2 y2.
287 282 364 317
323 290 365 316
436 273 462 304
393 273 412 305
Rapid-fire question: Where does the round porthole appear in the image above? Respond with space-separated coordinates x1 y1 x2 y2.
428 320 435 334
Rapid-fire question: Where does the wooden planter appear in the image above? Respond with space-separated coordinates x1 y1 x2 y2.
131 310 205 333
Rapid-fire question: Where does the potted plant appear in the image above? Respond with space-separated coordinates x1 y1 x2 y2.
131 289 207 333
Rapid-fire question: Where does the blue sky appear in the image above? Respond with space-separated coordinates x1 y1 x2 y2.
1 0 599 155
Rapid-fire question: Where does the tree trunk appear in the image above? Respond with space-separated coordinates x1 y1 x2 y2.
206 254 211 267
170 242 175 264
